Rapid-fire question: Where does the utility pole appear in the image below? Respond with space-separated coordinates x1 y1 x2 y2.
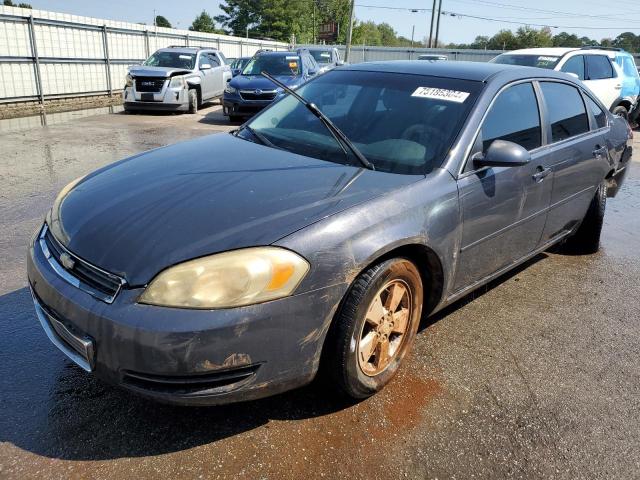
411 25 415 48
434 0 443 48
312 1 316 44
344 0 355 62
428 0 436 47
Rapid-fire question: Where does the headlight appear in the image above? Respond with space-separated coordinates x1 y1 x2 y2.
169 76 186 88
225 84 237 94
139 247 310 309
125 74 133 87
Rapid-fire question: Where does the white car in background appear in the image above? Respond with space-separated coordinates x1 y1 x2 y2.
492 47 640 121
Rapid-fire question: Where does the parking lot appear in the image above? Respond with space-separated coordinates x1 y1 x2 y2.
0 103 639 479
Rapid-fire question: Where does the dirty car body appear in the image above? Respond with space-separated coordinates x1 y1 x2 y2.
28 61 632 405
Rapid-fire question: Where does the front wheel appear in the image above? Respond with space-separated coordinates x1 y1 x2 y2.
562 182 607 254
326 258 423 399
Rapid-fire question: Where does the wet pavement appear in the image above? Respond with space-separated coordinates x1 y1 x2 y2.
0 106 639 479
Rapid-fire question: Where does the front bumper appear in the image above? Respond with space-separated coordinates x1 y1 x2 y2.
123 84 189 112
27 229 347 405
222 92 274 118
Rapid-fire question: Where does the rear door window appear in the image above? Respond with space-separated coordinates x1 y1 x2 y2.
480 82 542 152
586 55 614 80
585 95 607 129
622 56 639 78
561 55 585 80
540 82 590 142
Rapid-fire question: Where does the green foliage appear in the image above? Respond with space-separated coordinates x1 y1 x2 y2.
448 27 639 53
190 10 224 34
154 15 172 28
3 0 33 7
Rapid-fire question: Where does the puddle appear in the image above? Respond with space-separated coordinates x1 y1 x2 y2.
0 105 124 134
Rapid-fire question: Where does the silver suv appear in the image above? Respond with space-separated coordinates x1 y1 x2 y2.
124 46 232 114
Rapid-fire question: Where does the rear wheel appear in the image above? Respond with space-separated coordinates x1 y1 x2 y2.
562 181 607 254
326 258 423 399
188 89 198 114
612 105 629 121
229 115 243 122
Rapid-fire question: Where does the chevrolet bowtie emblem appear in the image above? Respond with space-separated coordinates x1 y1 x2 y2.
59 252 75 270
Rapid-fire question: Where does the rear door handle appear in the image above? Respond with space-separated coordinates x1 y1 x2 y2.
532 166 552 182
593 145 608 158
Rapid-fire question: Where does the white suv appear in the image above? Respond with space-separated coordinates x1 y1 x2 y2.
492 47 640 121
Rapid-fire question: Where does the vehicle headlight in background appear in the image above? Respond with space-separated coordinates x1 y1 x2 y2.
225 84 237 94
139 247 310 309
125 74 133 87
169 76 186 88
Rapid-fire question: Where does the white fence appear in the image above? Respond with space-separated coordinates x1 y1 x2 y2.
0 5 288 104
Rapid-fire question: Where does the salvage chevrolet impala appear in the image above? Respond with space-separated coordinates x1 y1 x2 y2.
28 61 632 405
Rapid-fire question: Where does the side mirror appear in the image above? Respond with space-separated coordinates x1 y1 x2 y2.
307 69 317 76
565 72 580 79
232 68 241 77
336 60 344 66
200 64 212 70
473 140 530 168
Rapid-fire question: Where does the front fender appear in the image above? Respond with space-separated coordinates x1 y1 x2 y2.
276 168 460 308
185 76 202 87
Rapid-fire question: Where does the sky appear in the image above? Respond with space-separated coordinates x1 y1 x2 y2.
25 0 640 45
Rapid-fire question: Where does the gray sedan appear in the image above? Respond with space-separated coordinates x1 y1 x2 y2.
27 61 632 405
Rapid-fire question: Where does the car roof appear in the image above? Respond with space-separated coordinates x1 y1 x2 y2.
342 60 573 83
158 47 219 54
257 50 303 56
505 47 576 56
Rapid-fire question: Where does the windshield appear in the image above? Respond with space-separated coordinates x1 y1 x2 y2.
232 58 250 70
241 70 482 175
310 50 332 65
243 55 301 76
143 51 196 69
492 53 561 69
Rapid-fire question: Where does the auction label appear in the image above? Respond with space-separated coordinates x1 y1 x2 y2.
411 87 470 103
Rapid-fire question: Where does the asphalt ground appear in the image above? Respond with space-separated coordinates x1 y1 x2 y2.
1 104 639 479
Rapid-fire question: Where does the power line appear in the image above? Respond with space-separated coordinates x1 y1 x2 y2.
441 10 640 30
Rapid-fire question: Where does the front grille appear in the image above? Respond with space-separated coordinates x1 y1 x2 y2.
239 90 277 101
122 364 260 395
41 225 124 303
135 77 166 92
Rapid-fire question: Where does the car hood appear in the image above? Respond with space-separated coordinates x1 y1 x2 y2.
128 66 192 78
230 74 303 90
51 134 419 286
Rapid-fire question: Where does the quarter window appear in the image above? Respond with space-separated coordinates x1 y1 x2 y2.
586 55 614 80
585 95 607 129
561 55 585 80
540 82 589 142
480 82 541 152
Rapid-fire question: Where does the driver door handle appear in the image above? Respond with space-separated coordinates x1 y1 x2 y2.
532 166 552 182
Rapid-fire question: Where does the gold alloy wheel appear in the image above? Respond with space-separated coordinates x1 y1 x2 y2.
357 279 412 376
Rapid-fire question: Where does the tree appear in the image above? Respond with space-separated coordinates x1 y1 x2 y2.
487 30 518 50
514 26 552 48
3 0 32 7
190 10 224 34
613 32 640 53
552 32 581 48
154 15 172 28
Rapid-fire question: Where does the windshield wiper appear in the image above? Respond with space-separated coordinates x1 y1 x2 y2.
236 124 281 150
260 71 374 170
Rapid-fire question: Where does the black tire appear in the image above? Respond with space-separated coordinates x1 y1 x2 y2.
612 105 629 121
188 89 198 114
229 115 243 122
562 182 607 254
325 258 423 399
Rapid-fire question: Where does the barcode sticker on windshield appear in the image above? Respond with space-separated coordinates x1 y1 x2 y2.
286 56 299 60
179 55 192 60
411 87 470 103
